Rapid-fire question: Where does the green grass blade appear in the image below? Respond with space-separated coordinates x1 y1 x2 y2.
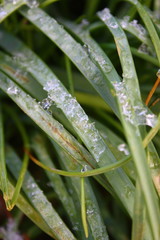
6 145 77 240
0 0 25 23
19 6 119 115
31 133 81 235
0 32 135 216
131 180 145 240
53 142 109 240
4 106 29 210
98 8 160 239
118 16 153 47
81 177 88 238
0 104 10 208
0 71 96 166
97 8 141 104
64 55 74 96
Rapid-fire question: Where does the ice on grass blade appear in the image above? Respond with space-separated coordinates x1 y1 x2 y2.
98 8 112 21
118 143 130 156
119 16 130 28
7 86 20 95
39 97 52 110
26 0 39 8
138 43 150 55
0 218 23 240
43 80 106 162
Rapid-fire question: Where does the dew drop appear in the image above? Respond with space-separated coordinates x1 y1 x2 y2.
81 165 88 173
109 22 118 29
118 143 130 155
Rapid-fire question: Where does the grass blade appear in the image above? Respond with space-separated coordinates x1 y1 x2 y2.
6 145 77 240
0 104 10 208
19 6 119 115
0 0 25 23
81 177 88 238
98 8 160 239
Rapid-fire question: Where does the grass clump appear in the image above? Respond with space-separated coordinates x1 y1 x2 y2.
0 0 160 239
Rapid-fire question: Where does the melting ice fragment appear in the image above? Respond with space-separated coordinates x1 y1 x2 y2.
109 22 118 29
146 114 157 127
97 8 112 21
7 86 20 95
39 97 52 110
43 79 56 91
120 16 130 28
118 143 130 155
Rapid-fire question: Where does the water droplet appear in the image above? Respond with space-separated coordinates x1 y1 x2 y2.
118 143 130 155
81 165 88 172
97 8 111 21
7 86 20 95
27 0 39 8
39 97 52 110
83 44 90 55
109 22 118 29
120 16 130 28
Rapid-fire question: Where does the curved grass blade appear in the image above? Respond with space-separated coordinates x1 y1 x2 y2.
131 180 145 240
126 0 160 65
19 6 119 116
53 142 109 240
97 8 141 105
0 34 135 217
0 104 10 208
98 8 160 239
0 60 114 197
0 71 96 167
1 176 55 238
4 106 29 210
0 0 26 23
31 133 82 238
118 16 153 48
6 145 77 240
